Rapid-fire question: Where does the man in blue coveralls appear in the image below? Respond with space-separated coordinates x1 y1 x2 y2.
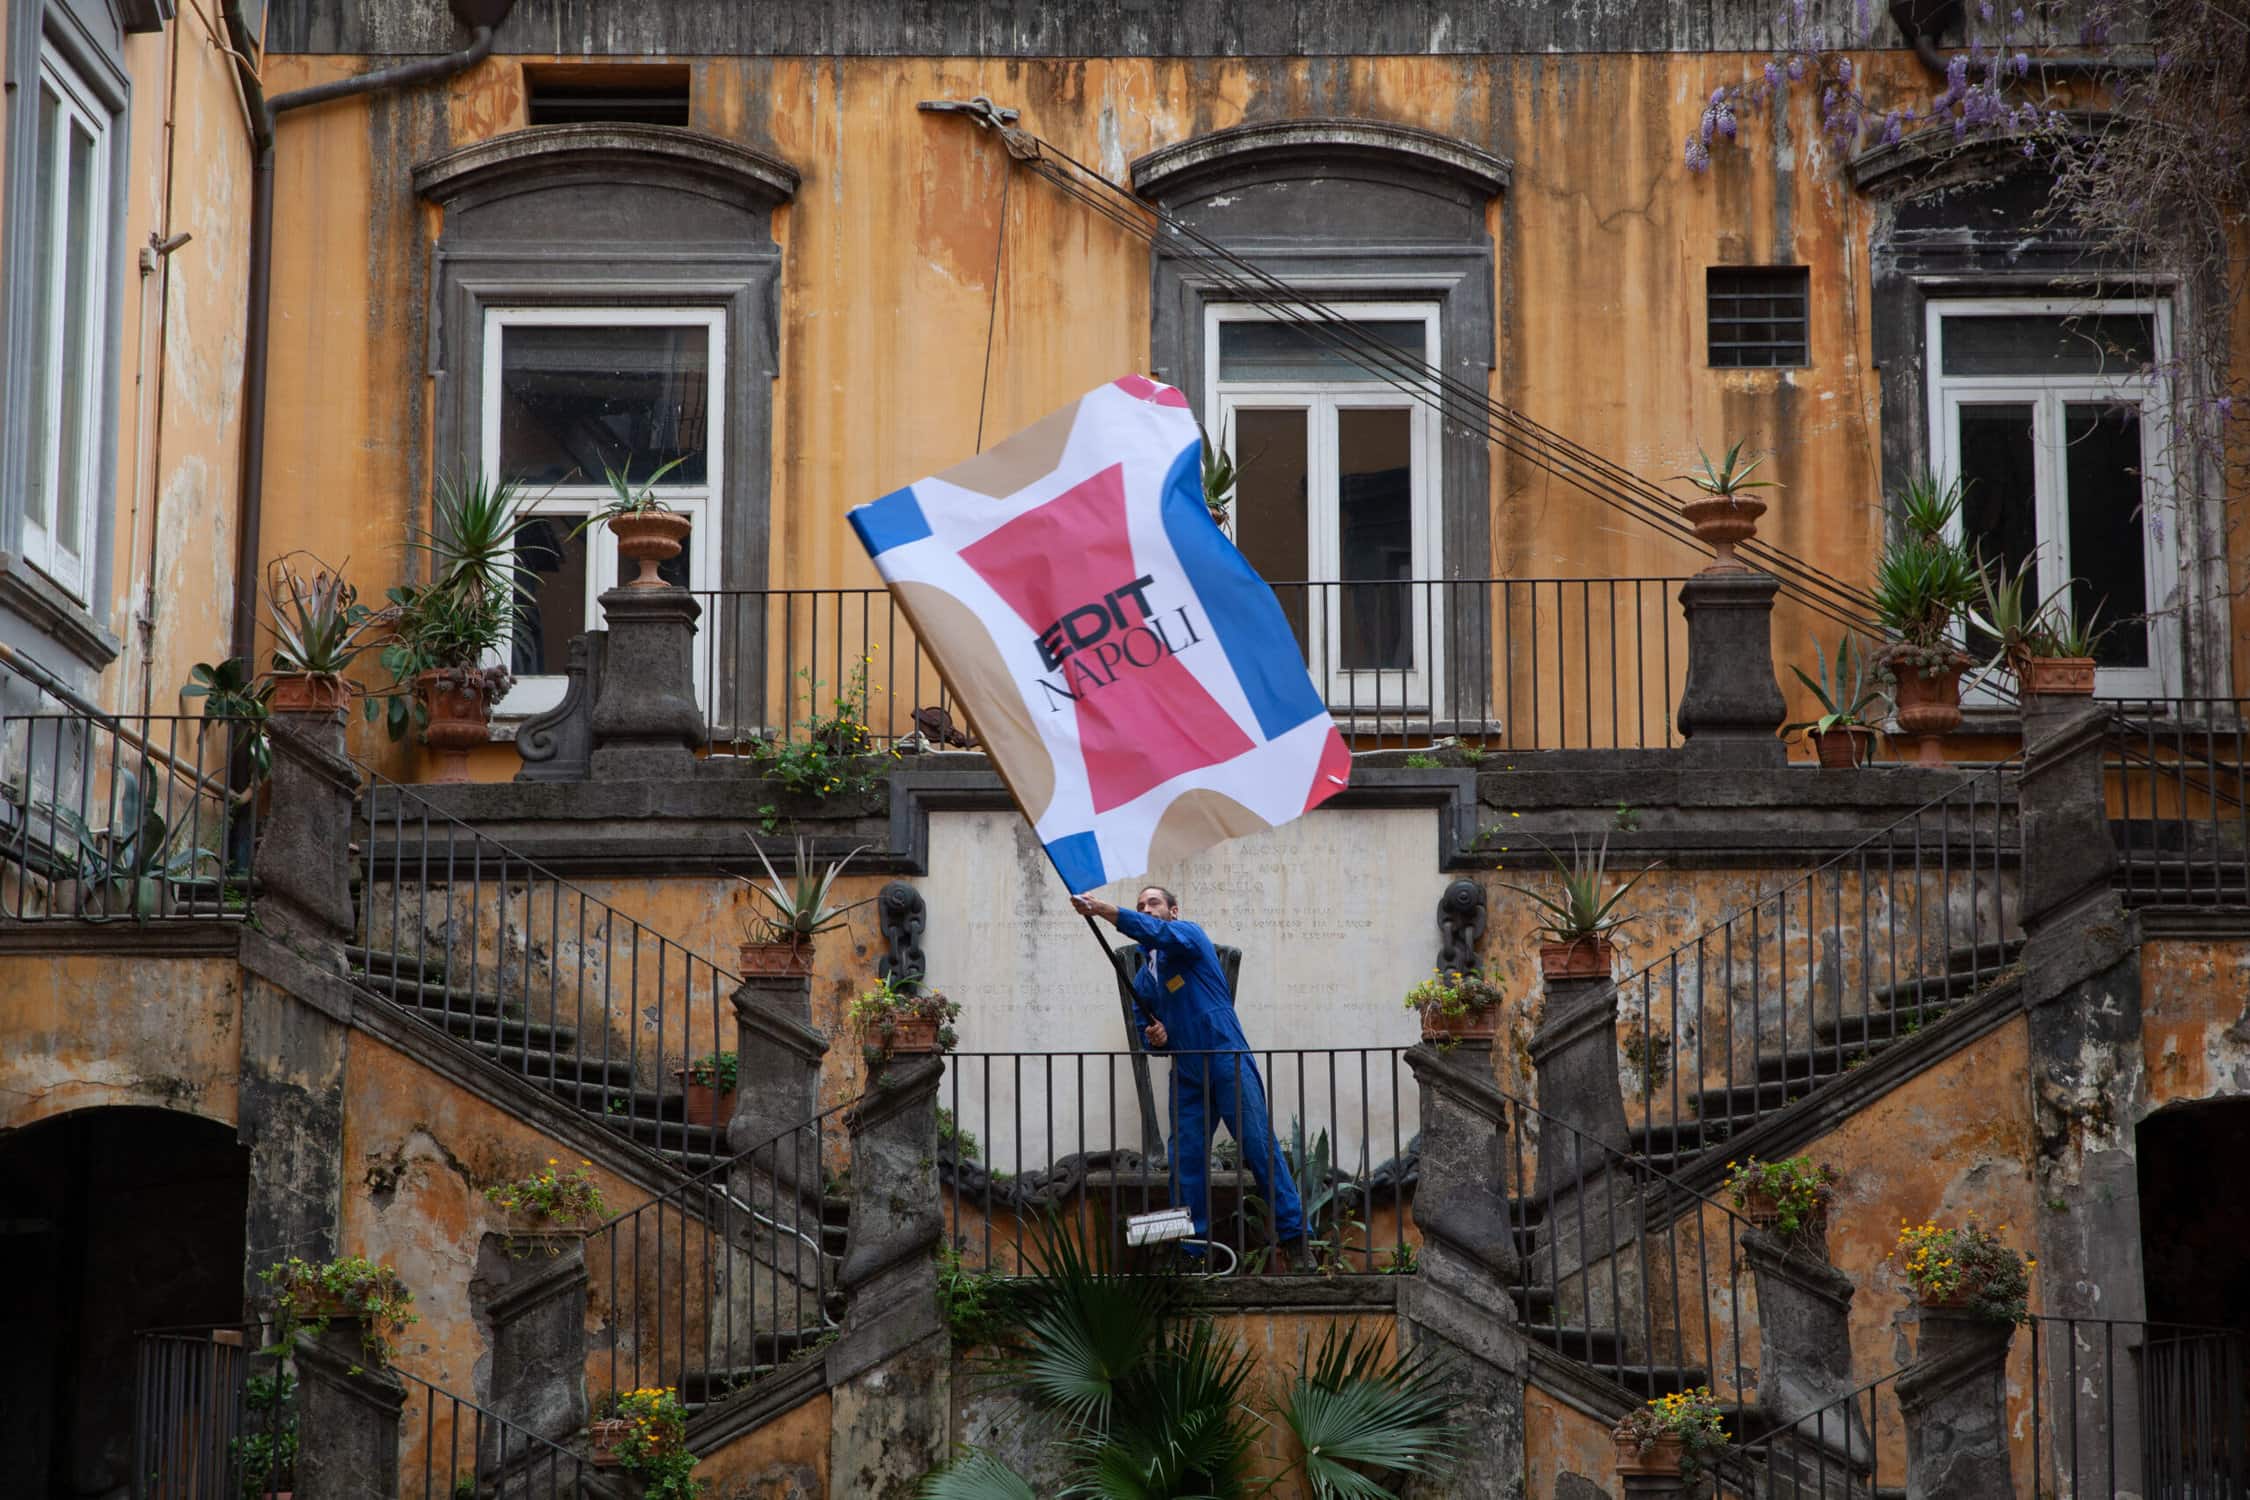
1072 884 1313 1271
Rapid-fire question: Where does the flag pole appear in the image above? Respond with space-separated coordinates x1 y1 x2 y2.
1082 910 1167 1162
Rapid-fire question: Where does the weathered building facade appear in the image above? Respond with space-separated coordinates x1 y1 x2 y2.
5 0 2248 1495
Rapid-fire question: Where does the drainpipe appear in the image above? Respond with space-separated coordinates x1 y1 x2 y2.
217 1 511 669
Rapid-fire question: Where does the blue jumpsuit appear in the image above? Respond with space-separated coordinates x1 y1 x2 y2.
1117 908 1306 1244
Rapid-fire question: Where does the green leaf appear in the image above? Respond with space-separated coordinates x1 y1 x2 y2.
918 1449 1040 1500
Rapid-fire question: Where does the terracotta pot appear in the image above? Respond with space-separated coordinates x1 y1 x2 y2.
1737 1185 1828 1242
738 939 813 977
676 1072 736 1128
2021 655 2096 695
1614 1430 1685 1477
589 1418 629 1467
874 1015 944 1055
1810 725 1874 769
610 511 694 589
1888 658 1964 768
1540 937 1615 980
269 672 349 714
1419 1004 1500 1043
415 670 493 785
1682 494 1765 570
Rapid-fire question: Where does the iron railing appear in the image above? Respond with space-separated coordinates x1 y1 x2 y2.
580 1100 851 1415
689 576 1697 752
354 769 739 1169
2034 1316 2250 1500
0 707 260 921
939 1046 1759 1411
134 1326 291 1500
392 1362 594 1498
1578 763 2021 1167
2106 699 2250 906
1719 1366 1899 1498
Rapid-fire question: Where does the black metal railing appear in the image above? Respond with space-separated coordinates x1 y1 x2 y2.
134 1326 291 1500
2106 698 2250 906
580 1100 850 1414
354 769 739 1168
0 707 260 921
392 1362 594 1498
1720 1366 1899 1498
2034 1315 2250 1500
1582 763 2020 1165
689 576 1696 752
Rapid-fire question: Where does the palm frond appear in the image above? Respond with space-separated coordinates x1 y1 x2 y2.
918 1449 1041 1500
1279 1324 1460 1499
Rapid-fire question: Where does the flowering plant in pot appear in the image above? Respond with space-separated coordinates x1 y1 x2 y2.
850 972 959 1067
1784 634 1888 768
1502 835 1657 979
1891 1215 2034 1325
483 1156 608 1256
1674 438 1779 570
674 1050 738 1128
738 835 871 976
591 1387 697 1494
1614 1386 1730 1480
262 554 386 714
1873 475 1979 766
259 1255 417 1372
1403 966 1505 1042
1724 1155 1839 1246
571 455 693 589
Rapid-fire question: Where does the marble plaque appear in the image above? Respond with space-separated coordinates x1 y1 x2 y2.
919 807 1433 1184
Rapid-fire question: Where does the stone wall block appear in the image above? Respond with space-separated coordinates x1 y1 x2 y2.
1741 1229 1870 1476
589 586 705 779
1675 569 1787 768
1528 973 1631 1199
292 1318 406 1500
729 972 831 1208
1897 1310 2015 1500
251 711 360 964
472 1232 590 1455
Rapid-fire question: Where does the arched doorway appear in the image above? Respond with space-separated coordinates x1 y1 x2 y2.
0 1108 249 1498
2140 1098 2250 1330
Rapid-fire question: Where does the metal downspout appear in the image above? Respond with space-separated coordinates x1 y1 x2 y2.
218 3 505 667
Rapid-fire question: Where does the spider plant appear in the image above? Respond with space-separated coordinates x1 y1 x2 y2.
1675 439 1781 501
413 469 539 620
742 835 873 945
263 555 386 679
1892 471 1967 544
1500 834 1658 945
1784 634 1890 738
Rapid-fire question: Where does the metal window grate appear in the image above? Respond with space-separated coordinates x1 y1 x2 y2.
526 66 691 127
1708 266 1810 368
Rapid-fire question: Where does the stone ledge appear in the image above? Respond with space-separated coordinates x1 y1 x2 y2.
1181 1273 1402 1313
2135 905 2250 939
687 1350 830 1454
0 917 246 957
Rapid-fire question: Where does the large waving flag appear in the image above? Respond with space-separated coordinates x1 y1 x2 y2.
849 376 1351 894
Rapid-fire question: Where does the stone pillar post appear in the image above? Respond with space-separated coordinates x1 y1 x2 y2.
1675 570 1787 768
1742 1229 1870 1486
1896 1309 2015 1500
827 1056 948 1500
1528 972 1631 1199
1399 1039 1527 1500
589 587 705 779
292 1319 405 1500
728 970 830 1197
251 711 359 967
472 1232 589 1457
2018 694 2148 1491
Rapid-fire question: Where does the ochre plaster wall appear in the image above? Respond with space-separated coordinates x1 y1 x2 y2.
0 952 241 1130
688 1387 831 1497
2140 936 2250 1109
1524 1378 1624 1498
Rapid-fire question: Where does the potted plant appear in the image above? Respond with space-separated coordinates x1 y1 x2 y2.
1202 419 1238 533
1725 1155 1839 1246
1785 634 1889 768
573 455 694 589
263 554 386 713
1404 967 1505 1042
1873 475 1980 766
259 1255 417 1372
674 1051 738 1128
1891 1215 2034 1324
591 1387 698 1496
371 470 537 782
71 805 213 919
1502 835 1658 980
483 1157 608 1257
849 973 960 1066
231 1366 297 1500
738 835 872 976
2019 597 2108 697
1674 439 1780 569
1614 1386 1730 1481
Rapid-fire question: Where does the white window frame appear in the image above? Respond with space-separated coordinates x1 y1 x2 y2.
1205 301 1444 712
23 48 112 601
1926 296 2179 701
479 304 725 717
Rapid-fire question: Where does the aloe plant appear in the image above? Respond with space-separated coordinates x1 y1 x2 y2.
1500 835 1658 944
569 453 693 536
1201 419 1238 528
1784 634 1890 738
1675 438 1781 499
264 554 386 678
742 835 873 943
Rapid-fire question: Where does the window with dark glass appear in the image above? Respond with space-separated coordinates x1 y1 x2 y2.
1707 267 1810 369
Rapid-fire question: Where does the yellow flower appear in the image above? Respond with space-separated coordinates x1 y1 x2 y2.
547 1157 558 1165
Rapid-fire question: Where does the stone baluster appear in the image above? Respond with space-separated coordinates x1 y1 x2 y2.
473 1232 590 1462
589 587 705 778
291 1319 405 1500
1897 1309 2015 1500
728 966 830 1203
252 709 360 968
1675 569 1787 768
1742 1227 1869 1492
1528 969 1631 1199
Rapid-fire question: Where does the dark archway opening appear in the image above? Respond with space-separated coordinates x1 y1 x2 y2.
2140 1098 2250 1331
0 1108 249 1498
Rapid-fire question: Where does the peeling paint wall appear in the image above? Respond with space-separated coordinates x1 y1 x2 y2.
0 952 242 1130
691 1389 831 1497
2139 936 2250 1109
1523 1379 1624 1498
